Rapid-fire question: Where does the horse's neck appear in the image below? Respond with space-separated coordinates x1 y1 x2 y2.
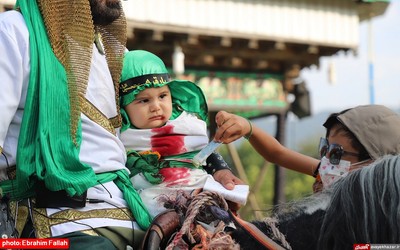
276 209 325 250
230 192 331 250
273 192 331 250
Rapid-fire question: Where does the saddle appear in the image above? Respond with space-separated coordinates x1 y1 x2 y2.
141 209 180 249
141 189 240 249
229 211 286 250
142 189 289 250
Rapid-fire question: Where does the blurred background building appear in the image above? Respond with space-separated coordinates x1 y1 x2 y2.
0 0 390 217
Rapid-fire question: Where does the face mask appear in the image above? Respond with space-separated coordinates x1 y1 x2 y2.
319 156 350 188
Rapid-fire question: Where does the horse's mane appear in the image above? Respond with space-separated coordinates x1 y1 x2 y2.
269 190 332 249
318 154 400 249
271 189 331 219
231 187 332 249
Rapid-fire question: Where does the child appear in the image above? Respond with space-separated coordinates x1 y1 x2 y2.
119 50 245 217
214 105 400 192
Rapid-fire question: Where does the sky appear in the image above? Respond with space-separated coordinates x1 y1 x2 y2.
301 1 400 115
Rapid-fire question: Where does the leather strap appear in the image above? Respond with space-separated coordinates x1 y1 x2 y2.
142 209 180 250
229 211 287 250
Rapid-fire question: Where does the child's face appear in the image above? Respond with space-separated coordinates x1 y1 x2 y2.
326 124 371 170
125 85 173 129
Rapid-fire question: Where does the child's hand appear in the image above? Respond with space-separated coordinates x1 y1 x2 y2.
212 169 245 189
212 169 244 212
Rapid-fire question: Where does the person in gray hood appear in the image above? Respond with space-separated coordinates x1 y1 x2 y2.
213 104 400 192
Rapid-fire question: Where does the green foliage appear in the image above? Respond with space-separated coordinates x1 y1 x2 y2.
284 169 315 200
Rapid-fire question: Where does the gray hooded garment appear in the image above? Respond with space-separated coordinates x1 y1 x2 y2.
323 104 400 160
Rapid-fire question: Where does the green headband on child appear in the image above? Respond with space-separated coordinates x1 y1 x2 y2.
120 73 170 96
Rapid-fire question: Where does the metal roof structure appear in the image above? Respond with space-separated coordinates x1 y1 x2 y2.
0 0 391 122
0 0 390 75
122 0 390 74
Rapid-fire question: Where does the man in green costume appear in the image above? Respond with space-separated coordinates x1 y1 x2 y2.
0 1 243 248
0 0 151 249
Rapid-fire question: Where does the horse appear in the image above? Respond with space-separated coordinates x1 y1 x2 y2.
143 154 400 249
230 189 330 250
231 154 400 249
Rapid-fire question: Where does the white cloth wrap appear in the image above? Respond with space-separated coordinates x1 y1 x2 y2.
133 169 212 218
120 111 209 154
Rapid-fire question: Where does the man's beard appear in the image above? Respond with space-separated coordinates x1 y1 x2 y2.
89 0 122 25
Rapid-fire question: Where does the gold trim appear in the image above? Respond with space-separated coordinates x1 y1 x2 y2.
32 207 133 238
9 201 29 236
0 146 3 154
6 165 16 180
36 0 126 144
37 0 94 145
81 97 121 135
109 115 122 129
80 229 100 236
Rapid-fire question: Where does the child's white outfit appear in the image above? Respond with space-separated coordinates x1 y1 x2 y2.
121 111 215 217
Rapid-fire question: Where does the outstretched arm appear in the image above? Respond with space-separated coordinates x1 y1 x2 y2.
214 111 319 176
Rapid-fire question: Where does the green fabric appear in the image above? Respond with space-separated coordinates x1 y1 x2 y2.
58 227 146 250
126 150 199 184
120 50 169 107
119 50 208 132
126 151 165 184
97 171 152 230
55 231 117 250
2 0 97 200
169 80 208 122
95 227 146 250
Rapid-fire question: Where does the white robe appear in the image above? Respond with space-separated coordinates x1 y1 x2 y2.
0 10 138 236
